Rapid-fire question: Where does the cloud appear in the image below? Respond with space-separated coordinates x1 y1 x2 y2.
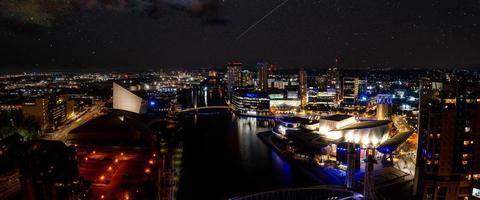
0 0 228 28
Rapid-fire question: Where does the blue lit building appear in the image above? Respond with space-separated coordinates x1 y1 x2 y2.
231 90 270 116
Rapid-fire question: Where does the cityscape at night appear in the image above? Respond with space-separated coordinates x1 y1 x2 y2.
1 1 480 200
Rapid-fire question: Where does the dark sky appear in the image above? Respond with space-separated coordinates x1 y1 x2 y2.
1 0 480 71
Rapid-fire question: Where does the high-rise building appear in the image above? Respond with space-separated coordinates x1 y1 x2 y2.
227 62 243 103
257 62 271 91
414 80 480 200
241 70 255 87
341 77 359 105
299 69 308 108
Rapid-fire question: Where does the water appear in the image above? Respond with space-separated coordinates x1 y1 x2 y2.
175 89 315 200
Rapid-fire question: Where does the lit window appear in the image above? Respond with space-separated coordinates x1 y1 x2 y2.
462 160 468 165
465 127 471 133
464 141 470 146
463 154 469 159
473 174 480 180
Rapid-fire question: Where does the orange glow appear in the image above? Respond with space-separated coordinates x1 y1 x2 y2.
115 159 119 163
101 195 105 199
124 192 130 200
100 175 105 181
148 159 154 165
120 152 124 156
92 151 96 154
152 153 156 157
84 157 88 161
144 168 151 174
108 166 112 171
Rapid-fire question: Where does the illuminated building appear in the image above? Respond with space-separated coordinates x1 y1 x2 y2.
227 62 243 103
113 82 147 114
275 113 412 199
22 95 74 131
22 98 50 130
241 70 255 87
257 62 270 91
299 69 308 108
269 93 301 115
376 94 392 120
414 80 480 200
341 77 359 105
208 70 218 77
308 91 336 106
231 90 270 116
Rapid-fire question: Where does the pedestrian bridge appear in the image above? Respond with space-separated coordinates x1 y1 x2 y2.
176 106 230 113
228 185 363 200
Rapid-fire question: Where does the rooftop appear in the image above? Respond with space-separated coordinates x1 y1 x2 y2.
321 114 353 122
334 120 391 131
68 113 154 147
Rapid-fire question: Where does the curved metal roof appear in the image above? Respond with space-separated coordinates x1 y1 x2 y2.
377 130 414 154
334 120 391 131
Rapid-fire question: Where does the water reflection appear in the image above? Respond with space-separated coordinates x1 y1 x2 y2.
175 89 315 200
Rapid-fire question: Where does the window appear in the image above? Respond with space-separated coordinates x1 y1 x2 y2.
465 127 471 133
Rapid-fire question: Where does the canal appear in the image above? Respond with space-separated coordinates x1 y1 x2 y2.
175 88 316 200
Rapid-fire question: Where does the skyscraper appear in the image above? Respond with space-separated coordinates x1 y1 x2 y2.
414 80 480 200
299 69 308 108
341 77 359 105
227 62 243 103
257 62 270 91
241 70 255 87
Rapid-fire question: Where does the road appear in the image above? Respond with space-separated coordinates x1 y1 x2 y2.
45 103 103 142
391 115 417 175
0 171 20 200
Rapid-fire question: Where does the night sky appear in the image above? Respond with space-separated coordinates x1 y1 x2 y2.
1 0 480 71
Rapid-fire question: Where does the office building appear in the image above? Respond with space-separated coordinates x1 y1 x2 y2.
241 70 255 87
227 62 243 103
341 77 359 105
21 95 74 131
231 90 270 116
299 69 308 108
257 62 271 91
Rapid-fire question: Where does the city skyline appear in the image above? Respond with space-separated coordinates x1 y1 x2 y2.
1 1 480 200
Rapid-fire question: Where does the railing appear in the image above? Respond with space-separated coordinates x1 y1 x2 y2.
228 185 363 200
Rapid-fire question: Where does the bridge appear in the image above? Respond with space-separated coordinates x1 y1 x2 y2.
176 105 230 113
228 185 363 200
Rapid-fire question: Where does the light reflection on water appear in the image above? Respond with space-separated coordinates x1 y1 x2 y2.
176 89 314 200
